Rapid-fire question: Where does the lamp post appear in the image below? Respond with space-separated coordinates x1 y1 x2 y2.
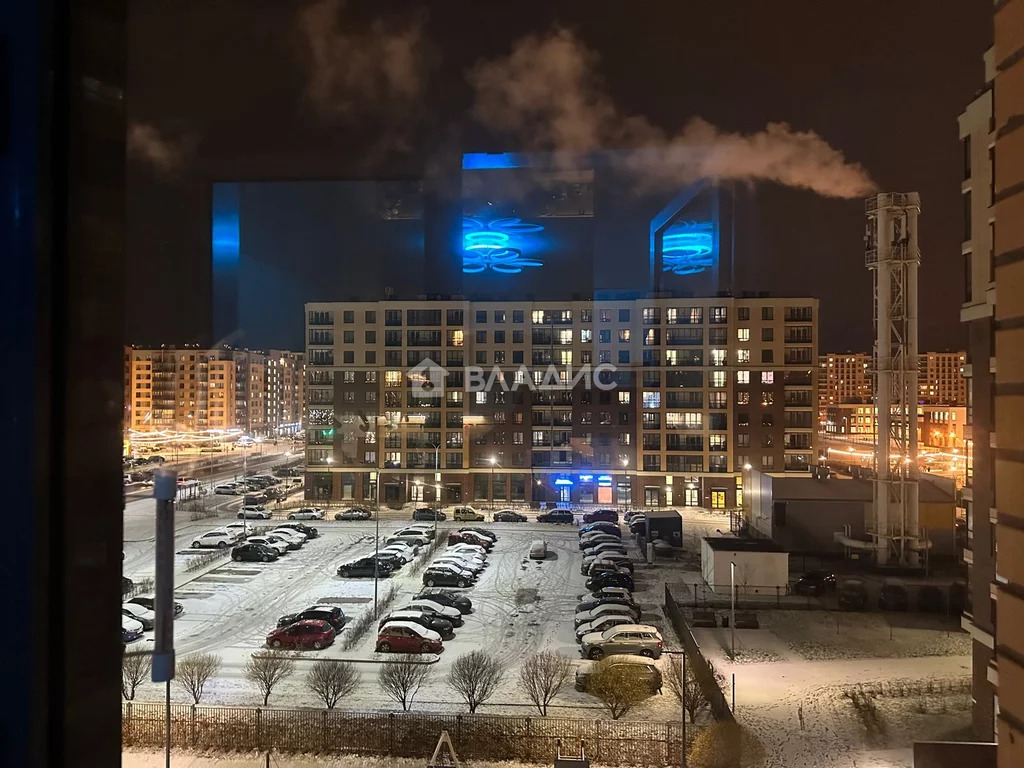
488 456 498 510
621 456 631 512
730 560 737 659
664 649 688 768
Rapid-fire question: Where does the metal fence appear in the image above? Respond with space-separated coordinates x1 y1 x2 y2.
664 585 734 723
121 703 694 766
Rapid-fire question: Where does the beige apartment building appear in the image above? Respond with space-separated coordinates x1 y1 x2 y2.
124 346 303 435
304 295 818 509
992 1 1024 762
818 353 871 427
918 350 968 405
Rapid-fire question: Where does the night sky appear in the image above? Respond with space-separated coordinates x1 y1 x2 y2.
126 0 991 353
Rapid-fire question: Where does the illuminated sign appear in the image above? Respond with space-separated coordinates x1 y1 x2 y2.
554 478 573 486
578 474 594 482
661 220 714 275
462 217 545 274
597 474 613 486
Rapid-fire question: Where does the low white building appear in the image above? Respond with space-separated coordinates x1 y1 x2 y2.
700 537 788 594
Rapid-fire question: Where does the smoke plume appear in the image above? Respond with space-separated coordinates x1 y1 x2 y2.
127 122 193 175
297 0 428 122
468 29 875 198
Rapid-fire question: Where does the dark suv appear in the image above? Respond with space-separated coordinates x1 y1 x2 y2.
277 605 345 631
537 509 575 524
582 509 618 524
793 570 837 597
413 507 446 521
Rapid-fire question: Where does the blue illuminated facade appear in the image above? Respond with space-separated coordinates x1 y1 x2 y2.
462 216 545 274
661 220 714 275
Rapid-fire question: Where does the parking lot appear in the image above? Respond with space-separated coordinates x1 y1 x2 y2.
125 503 679 716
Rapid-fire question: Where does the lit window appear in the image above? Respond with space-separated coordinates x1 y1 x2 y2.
643 391 661 409
581 329 592 343
761 371 774 384
618 391 631 405
737 349 750 363
619 329 631 343
737 328 750 342
737 370 750 384
711 371 726 388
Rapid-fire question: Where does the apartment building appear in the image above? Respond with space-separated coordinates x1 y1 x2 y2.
817 353 871 427
958 45 998 742
304 296 818 509
918 350 968 405
125 346 304 435
992 2 1024 761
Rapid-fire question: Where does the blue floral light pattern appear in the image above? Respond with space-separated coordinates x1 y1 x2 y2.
462 217 545 274
662 220 714 275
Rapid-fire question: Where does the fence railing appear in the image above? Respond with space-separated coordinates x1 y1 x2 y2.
664 585 734 723
121 703 694 766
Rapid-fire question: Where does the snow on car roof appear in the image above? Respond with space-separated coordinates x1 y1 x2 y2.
381 620 440 640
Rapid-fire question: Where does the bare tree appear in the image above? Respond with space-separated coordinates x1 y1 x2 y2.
688 721 764 768
586 659 653 720
244 650 296 706
175 653 221 705
306 660 359 709
664 655 724 723
121 652 151 701
377 655 432 711
446 650 505 713
518 651 572 716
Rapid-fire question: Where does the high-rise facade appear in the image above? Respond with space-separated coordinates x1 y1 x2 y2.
992 2 1024 761
918 350 968 405
304 296 818 509
959 44 998 743
817 353 872 427
125 346 304 435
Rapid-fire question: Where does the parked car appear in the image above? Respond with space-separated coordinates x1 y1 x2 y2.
379 610 455 640
404 599 463 625
277 605 345 632
582 509 619 524
412 507 446 521
335 507 373 520
269 528 307 547
288 507 324 520
426 562 478 583
214 485 240 495
579 525 621 540
589 586 634 602
448 542 489 558
574 654 662 693
582 541 628 558
379 543 418 564
243 494 269 506
582 555 634 575
458 526 497 542
128 595 184 617
447 531 493 550
414 590 473 614
231 542 280 562
370 552 405 570
793 570 837 597
190 530 237 549
266 619 336 650
122 627 143 644
575 614 637 642
537 509 574 524
453 506 485 522
579 624 664 660
121 603 155 631
276 521 319 538
493 509 526 523
246 535 292 554
432 555 484 574
575 595 638 614
237 505 271 520
579 533 622 550
574 602 641 628
406 523 437 539
586 571 635 593
375 621 443 654
837 579 868 611
587 563 632 581
386 532 430 548
337 557 394 578
121 614 144 634
529 539 548 560
879 583 909 611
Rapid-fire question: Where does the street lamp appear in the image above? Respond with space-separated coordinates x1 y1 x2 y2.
730 560 737 659
621 456 631 511
489 456 499 510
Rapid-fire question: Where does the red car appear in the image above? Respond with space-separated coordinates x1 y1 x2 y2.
266 619 336 650
375 621 443 654
447 531 493 550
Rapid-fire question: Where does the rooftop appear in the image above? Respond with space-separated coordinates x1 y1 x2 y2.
703 536 786 553
766 475 954 503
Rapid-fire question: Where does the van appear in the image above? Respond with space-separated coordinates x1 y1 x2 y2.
529 539 548 560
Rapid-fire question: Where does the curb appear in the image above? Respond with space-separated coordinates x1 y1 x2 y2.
250 651 440 666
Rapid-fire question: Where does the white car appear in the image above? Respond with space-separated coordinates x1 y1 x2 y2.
238 505 271 519
573 602 640 628
432 556 484 574
121 614 144 634
582 541 628 558
191 530 238 549
434 552 485 569
379 544 417 564
583 554 633 573
386 532 430 547
223 521 255 536
405 523 437 539
580 532 621 547
246 535 291 555
121 602 155 629
269 528 306 546
575 614 636 642
406 599 462 622
287 507 325 520
447 542 488 558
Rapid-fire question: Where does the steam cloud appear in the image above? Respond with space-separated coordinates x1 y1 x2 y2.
127 122 193 175
298 0 427 121
468 29 875 198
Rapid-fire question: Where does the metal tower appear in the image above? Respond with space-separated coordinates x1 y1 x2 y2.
865 193 921 566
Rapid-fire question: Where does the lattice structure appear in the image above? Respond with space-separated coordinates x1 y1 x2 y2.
865 193 922 566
